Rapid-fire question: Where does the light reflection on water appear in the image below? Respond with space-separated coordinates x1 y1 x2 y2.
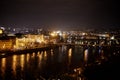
20 54 25 71
38 52 42 68
84 49 88 63
1 58 6 76
32 52 35 58
0 45 118 79
12 55 17 75
44 51 47 60
26 53 30 62
68 48 72 65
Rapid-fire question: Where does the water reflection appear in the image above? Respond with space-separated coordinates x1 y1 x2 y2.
1 58 6 76
41 51 43 55
20 54 25 71
68 48 72 65
32 52 35 58
37 51 40 57
84 49 88 64
51 49 54 56
26 53 30 62
12 55 17 75
38 52 42 68
0 45 118 80
42 51 47 61
98 47 105 59
44 51 47 57
62 45 67 52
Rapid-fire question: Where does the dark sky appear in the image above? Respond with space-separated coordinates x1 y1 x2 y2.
0 0 120 30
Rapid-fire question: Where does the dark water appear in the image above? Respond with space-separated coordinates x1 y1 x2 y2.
0 45 120 80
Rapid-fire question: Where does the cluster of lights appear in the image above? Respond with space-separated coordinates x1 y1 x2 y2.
50 31 62 37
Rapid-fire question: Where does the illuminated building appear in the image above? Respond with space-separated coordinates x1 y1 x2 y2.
0 35 16 51
0 28 16 51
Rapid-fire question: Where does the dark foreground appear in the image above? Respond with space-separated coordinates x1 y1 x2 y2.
84 53 120 80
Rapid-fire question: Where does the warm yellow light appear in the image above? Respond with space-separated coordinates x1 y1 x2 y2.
51 33 56 37
68 48 72 57
1 58 6 69
26 53 30 62
1 58 6 75
44 51 47 57
0 29 3 34
32 52 35 58
84 49 88 62
12 55 17 75
20 54 25 70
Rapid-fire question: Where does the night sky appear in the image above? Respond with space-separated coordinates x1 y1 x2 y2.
0 0 120 30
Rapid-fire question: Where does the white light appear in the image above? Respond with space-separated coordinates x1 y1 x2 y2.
111 36 114 40
82 32 86 35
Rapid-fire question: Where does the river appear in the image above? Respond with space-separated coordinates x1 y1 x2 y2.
0 45 120 80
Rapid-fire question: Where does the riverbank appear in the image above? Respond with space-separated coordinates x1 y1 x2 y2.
0 44 59 58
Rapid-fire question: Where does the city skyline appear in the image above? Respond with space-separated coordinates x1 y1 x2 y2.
0 1 120 79
0 0 120 30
